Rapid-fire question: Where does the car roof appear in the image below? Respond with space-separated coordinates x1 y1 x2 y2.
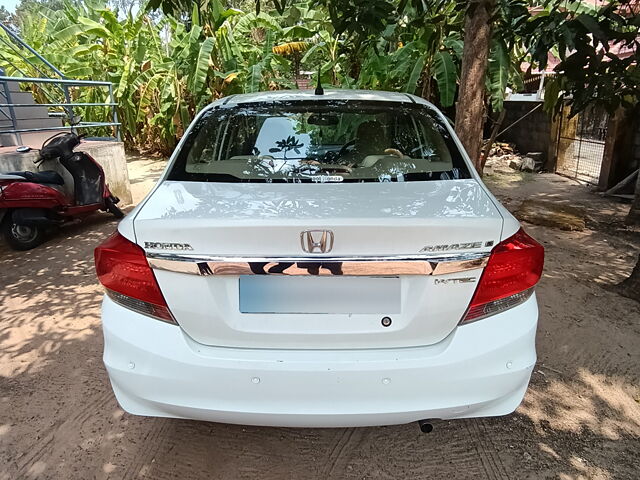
221 89 433 107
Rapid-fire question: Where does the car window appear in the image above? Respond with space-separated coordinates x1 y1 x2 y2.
169 100 470 183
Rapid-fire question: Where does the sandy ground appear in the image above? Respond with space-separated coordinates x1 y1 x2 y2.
1 159 639 480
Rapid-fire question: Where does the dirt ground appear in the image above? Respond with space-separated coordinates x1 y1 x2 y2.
1 158 639 480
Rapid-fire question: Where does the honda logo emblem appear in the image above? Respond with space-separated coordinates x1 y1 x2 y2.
300 230 334 253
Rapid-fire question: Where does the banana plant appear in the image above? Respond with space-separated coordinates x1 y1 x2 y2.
0 0 547 154
300 30 344 84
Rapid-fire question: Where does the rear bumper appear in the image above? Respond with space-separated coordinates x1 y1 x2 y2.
102 295 538 427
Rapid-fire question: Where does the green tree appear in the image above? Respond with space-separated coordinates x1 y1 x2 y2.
455 0 495 169
527 0 639 299
528 0 639 116
0 6 14 26
0 0 312 152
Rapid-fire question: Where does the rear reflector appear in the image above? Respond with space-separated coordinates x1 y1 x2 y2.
461 228 544 323
94 231 176 324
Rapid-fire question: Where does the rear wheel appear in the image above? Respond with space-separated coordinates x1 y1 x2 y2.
2 215 47 250
105 196 124 219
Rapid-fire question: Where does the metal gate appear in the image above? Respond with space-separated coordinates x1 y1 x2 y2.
556 105 609 184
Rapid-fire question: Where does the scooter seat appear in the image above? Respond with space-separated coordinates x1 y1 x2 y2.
7 171 65 186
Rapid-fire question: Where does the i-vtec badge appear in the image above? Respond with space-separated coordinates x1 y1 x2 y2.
144 242 193 251
419 240 494 253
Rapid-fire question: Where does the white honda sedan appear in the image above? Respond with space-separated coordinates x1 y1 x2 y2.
95 89 543 429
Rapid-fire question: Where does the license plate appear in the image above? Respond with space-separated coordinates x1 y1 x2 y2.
239 276 401 314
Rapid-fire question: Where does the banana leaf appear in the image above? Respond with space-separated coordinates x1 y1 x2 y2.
433 50 456 107
191 37 216 93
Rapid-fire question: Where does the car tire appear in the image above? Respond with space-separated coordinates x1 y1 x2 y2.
2 213 47 250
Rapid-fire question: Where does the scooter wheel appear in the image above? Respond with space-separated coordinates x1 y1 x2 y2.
105 196 124 219
2 217 47 250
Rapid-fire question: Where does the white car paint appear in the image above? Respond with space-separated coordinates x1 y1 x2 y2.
136 180 502 349
100 89 537 427
103 293 537 427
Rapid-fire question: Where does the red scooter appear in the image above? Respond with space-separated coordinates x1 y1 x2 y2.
0 133 123 250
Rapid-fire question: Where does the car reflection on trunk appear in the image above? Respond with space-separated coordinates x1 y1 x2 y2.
248 262 344 275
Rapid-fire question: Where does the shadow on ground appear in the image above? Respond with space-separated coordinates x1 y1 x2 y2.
0 169 638 479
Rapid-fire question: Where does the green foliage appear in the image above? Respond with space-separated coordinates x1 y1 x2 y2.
314 0 528 111
487 38 510 111
488 0 530 111
433 51 456 107
2 0 634 153
0 0 299 153
526 0 639 116
0 6 14 25
191 37 216 93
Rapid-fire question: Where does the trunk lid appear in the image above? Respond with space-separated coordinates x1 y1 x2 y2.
134 179 503 349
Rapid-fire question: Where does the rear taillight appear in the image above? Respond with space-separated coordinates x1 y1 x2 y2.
94 231 176 324
461 228 544 324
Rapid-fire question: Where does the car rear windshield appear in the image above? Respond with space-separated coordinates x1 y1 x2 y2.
167 100 470 183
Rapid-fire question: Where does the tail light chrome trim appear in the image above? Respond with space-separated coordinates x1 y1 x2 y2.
106 289 177 324
460 288 534 324
145 252 490 277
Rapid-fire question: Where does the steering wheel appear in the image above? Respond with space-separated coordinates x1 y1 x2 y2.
337 139 356 159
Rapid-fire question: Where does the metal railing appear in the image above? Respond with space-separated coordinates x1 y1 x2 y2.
0 75 18 132
0 22 120 145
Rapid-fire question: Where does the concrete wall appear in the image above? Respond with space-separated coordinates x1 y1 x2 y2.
0 140 132 205
82 141 133 205
495 101 552 162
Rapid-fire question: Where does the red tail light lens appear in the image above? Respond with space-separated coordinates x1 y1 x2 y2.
461 228 544 323
94 231 176 323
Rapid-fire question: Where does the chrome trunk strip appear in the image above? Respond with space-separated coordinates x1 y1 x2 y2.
146 252 489 277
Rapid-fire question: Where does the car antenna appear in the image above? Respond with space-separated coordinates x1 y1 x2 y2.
314 66 324 95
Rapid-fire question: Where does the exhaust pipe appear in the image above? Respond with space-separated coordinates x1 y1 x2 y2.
418 420 433 433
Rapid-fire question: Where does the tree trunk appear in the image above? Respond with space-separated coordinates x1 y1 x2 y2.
614 254 640 302
480 108 506 171
421 67 432 102
454 0 494 174
626 166 640 225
